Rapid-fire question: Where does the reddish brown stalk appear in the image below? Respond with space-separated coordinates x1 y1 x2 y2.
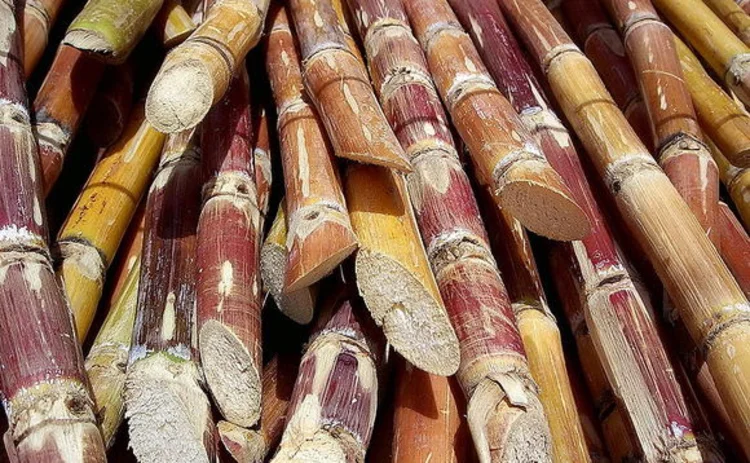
84 61 136 148
286 0 411 172
197 70 263 428
218 353 299 463
454 1 708 460
603 0 719 243
497 0 750 458
22 0 65 76
264 6 357 292
125 130 215 463
33 45 106 194
562 0 652 147
718 202 750 296
348 1 553 460
391 361 474 463
271 280 385 463
0 2 106 460
547 247 641 462
403 0 590 241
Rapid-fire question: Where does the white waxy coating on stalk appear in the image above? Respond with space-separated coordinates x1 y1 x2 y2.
161 292 177 340
296 126 311 197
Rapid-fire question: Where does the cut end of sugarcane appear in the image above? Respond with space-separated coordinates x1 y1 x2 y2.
284 219 358 292
467 379 552 463
270 396 359 463
199 320 262 427
217 421 267 463
355 250 460 376
146 61 214 133
7 379 106 462
498 160 591 241
63 30 119 63
125 353 213 463
261 241 317 324
726 53 750 110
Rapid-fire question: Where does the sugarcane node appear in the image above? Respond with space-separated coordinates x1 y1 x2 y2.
658 134 714 165
702 311 750 354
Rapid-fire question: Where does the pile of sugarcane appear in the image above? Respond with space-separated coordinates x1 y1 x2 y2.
4 0 750 460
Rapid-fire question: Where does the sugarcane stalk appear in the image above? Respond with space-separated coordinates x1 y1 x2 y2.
270 280 385 463
260 202 319 324
124 130 215 463
330 0 364 62
676 37 750 168
152 0 196 48
403 0 590 241
708 138 750 230
548 247 642 462
652 0 750 114
718 202 750 296
85 257 140 448
0 1 106 459
218 353 299 463
105 202 146 312
82 202 144 450
145 0 271 133
35 0 188 194
22 0 65 76
63 0 164 64
391 360 474 463
705 0 750 46
348 1 554 459
603 0 720 242
265 6 357 292
479 188 638 463
562 0 662 293
739 0 750 14
197 69 263 428
84 61 136 148
563 0 652 150
33 45 106 194
284 0 410 172
56 105 166 341
498 0 750 458
455 1 708 460
344 164 460 376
